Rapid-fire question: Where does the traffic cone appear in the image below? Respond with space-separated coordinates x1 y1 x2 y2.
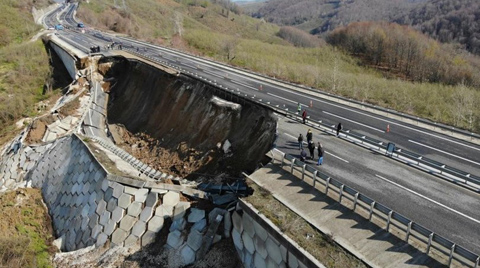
310 100 313 108
386 124 390 133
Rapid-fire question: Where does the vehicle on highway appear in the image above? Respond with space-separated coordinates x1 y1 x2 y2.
54 24 64 30
77 22 84 28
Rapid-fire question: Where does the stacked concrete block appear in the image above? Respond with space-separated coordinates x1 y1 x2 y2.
231 210 310 268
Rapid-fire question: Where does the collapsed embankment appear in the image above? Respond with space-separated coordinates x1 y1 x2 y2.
101 57 277 180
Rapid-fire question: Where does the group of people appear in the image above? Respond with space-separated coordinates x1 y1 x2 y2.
298 129 324 166
90 46 101 53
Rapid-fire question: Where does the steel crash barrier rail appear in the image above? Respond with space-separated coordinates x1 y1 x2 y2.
269 148 480 268
121 47 480 193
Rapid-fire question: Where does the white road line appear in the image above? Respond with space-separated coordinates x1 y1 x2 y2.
284 133 349 163
267 93 307 106
181 62 198 69
408 140 480 166
323 111 385 133
375 174 480 224
231 80 259 91
203 70 225 79
266 84 480 152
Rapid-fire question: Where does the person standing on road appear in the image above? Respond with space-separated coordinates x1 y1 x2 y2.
317 142 324 165
297 103 301 114
306 129 313 143
336 123 342 137
302 109 307 124
308 140 315 159
298 134 304 150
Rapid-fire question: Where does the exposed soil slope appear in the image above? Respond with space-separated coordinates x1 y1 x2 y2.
103 57 277 180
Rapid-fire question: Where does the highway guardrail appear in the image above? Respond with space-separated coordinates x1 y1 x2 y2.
269 148 480 268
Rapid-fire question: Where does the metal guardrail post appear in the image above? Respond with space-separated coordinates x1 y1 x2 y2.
475 256 479 268
325 177 330 194
369 201 375 221
353 192 359 211
406 221 413 242
386 210 393 232
313 171 317 187
302 164 306 181
448 244 456 267
426 233 434 254
290 159 295 174
339 185 344 202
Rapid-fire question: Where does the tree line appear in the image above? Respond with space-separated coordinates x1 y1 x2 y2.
326 21 480 87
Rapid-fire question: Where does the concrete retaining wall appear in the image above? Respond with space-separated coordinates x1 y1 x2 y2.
231 200 325 268
50 41 77 79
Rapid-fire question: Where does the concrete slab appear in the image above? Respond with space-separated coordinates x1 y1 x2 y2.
187 208 205 223
127 202 143 217
167 230 183 249
119 215 136 232
148 216 165 233
163 191 180 207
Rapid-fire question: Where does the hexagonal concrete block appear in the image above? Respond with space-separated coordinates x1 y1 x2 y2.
192 218 207 233
232 228 243 251
167 230 183 249
141 230 156 247
187 208 205 223
145 192 159 207
173 202 190 221
242 214 255 237
140 206 154 222
134 188 149 203
254 235 268 260
288 252 299 268
131 220 147 237
124 234 139 246
162 191 180 207
99 210 111 226
155 205 173 218
111 228 128 246
118 193 133 209
186 229 203 251
254 252 267 268
242 231 255 255
169 218 186 232
147 216 164 233
127 202 143 217
111 207 126 223
104 219 116 236
112 183 125 199
119 215 136 232
254 220 268 242
180 244 196 265
91 225 103 239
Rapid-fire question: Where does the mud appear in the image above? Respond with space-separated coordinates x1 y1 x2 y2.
102 57 277 181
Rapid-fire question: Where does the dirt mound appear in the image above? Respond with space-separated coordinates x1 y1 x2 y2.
103 57 277 180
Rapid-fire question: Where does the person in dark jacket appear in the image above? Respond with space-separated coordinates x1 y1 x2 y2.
306 129 313 143
317 142 324 165
308 141 315 159
300 149 307 162
302 109 307 124
336 123 342 137
298 134 304 150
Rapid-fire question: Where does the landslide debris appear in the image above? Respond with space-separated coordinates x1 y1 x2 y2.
103 57 277 181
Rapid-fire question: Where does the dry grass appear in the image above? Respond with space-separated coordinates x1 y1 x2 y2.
243 179 366 268
0 188 56 268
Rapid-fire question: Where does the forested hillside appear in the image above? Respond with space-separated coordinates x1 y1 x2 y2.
397 0 480 55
